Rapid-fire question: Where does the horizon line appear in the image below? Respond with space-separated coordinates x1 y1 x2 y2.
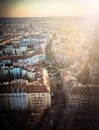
0 15 89 18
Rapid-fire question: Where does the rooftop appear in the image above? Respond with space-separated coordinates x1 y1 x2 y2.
0 79 49 94
0 49 45 60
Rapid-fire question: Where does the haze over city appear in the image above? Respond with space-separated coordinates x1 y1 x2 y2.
0 0 99 130
0 0 99 17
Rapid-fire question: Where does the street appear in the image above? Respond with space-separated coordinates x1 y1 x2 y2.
34 82 95 130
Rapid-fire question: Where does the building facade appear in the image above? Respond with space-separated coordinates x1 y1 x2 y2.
0 78 51 110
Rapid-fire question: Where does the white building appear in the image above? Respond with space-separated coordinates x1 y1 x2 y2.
0 49 45 65
0 77 51 110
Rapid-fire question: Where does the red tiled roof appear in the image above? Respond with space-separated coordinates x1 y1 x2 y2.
0 37 10 44
27 84 49 93
12 43 20 49
24 64 34 72
0 49 45 60
0 82 49 93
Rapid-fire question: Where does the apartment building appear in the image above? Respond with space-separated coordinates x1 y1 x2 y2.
89 63 99 84
61 62 99 113
0 48 45 65
0 71 51 110
68 84 99 113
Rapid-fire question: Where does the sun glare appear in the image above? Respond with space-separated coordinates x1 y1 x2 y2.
0 0 99 17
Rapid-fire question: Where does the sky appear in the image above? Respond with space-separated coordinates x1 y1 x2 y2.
0 0 99 17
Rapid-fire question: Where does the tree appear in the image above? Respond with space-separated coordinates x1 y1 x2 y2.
50 80 57 92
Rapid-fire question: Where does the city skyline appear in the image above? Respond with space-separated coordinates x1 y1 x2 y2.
0 0 99 17
0 3 99 129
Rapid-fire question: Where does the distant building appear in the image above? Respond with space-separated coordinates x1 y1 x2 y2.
0 63 22 82
0 62 47 83
0 37 11 45
61 61 83 87
61 62 99 113
0 49 45 65
89 63 99 84
67 84 99 113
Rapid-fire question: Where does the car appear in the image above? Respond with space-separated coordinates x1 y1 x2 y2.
60 103 63 106
31 112 36 116
50 120 54 126
58 90 61 93
51 92 54 96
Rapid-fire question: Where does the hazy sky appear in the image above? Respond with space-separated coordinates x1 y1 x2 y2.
0 0 99 17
